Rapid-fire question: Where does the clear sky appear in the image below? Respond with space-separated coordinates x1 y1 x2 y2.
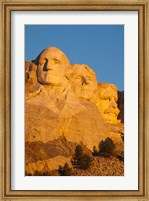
25 25 124 91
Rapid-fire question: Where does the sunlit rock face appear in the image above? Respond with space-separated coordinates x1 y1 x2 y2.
25 87 108 150
68 64 98 102
25 61 42 100
26 156 72 175
25 47 71 144
25 48 108 151
26 47 71 108
25 47 124 173
95 82 120 124
35 47 70 87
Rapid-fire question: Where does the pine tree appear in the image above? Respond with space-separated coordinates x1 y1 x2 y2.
92 146 98 156
75 145 83 160
58 163 72 176
99 137 115 157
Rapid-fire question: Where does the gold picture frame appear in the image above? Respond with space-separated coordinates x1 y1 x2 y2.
0 0 148 200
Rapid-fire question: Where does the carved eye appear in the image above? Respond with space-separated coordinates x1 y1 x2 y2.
53 59 60 64
38 59 46 66
87 77 91 81
76 77 81 81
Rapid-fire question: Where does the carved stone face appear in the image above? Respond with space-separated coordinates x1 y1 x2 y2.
69 64 98 101
36 47 70 86
96 83 120 124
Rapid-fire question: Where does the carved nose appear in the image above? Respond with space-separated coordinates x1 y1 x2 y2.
44 60 53 71
109 97 117 108
82 77 88 85
46 60 53 70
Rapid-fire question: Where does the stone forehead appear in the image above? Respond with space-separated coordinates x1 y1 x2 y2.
98 82 118 100
36 47 70 65
98 82 118 92
71 64 96 78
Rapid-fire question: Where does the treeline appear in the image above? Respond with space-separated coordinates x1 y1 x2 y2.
26 137 124 176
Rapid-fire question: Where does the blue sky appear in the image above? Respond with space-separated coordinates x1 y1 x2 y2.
25 25 124 91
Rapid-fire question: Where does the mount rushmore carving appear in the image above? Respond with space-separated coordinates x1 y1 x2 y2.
25 47 124 174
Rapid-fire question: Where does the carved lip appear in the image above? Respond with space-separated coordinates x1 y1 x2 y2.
104 112 116 116
104 108 118 115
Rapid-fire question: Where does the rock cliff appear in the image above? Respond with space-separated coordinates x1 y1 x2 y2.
25 47 124 175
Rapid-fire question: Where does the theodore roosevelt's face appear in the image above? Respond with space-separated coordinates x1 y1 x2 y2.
70 64 98 101
36 47 70 86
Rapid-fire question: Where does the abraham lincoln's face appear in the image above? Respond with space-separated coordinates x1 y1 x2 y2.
70 64 98 101
36 47 70 86
97 83 120 123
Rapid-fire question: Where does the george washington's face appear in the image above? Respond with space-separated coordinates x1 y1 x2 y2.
36 47 70 86
70 64 98 101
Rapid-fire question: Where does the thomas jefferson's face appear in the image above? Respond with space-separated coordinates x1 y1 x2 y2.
36 47 70 86
70 64 98 101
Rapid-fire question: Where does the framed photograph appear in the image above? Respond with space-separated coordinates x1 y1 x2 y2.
0 0 148 200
